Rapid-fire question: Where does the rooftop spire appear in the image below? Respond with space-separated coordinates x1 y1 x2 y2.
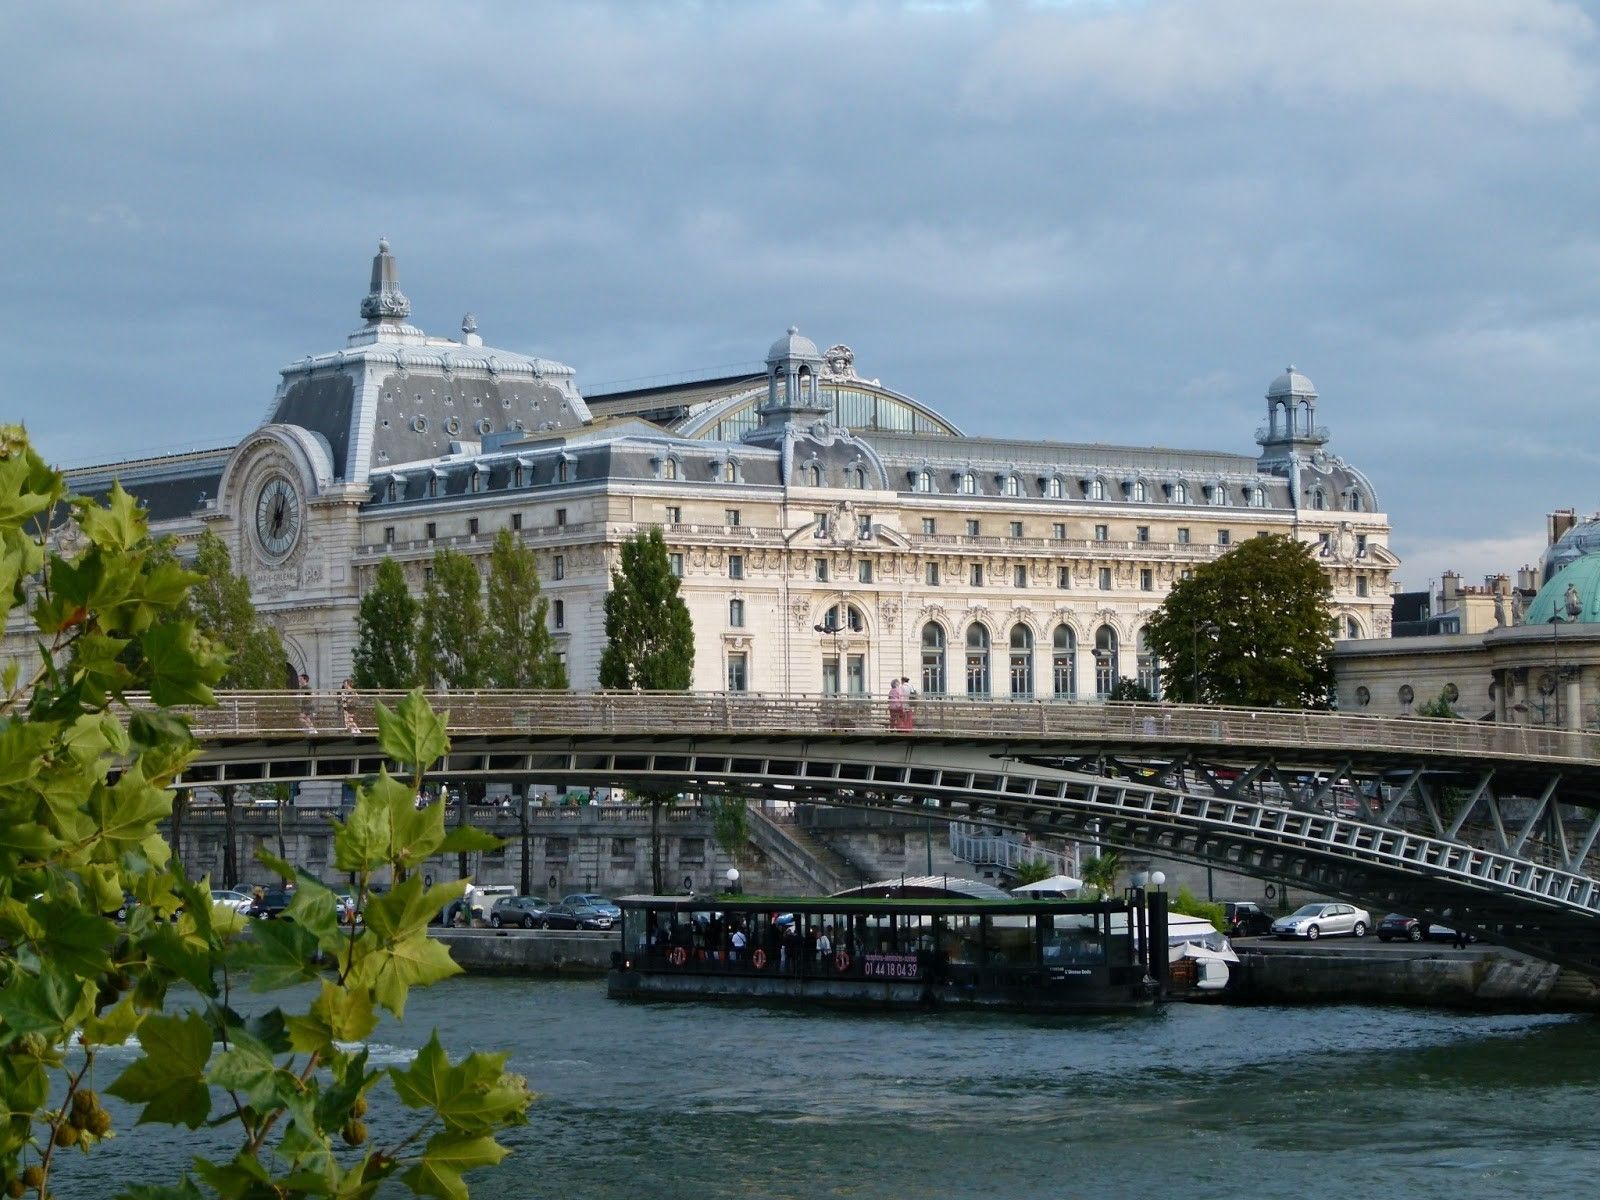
359 237 411 323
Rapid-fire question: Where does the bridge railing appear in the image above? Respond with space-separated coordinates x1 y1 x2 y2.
148 690 1600 768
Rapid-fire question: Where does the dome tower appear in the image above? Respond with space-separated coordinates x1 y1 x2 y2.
1256 365 1329 465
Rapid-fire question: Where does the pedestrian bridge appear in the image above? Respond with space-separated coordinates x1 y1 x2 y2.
160 690 1600 976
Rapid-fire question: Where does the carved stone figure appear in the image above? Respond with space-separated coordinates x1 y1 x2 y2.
1494 593 1507 627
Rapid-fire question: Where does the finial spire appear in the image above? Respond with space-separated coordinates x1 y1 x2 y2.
360 238 410 323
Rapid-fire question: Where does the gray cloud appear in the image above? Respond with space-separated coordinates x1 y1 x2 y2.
4 0 1599 588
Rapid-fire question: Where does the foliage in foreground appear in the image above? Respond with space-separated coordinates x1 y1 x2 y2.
0 428 528 1200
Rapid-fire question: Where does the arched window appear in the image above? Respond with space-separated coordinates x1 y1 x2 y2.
965 624 991 697
915 469 933 493
427 474 439 499
385 479 398 503
1345 616 1362 639
1094 625 1119 698
1211 485 1228 506
1347 491 1363 512
1047 476 1064 499
960 471 976 495
921 623 947 695
1132 481 1148 502
1251 487 1267 508
1052 625 1077 699
1087 479 1105 501
1004 475 1021 497
557 459 570 483
1172 482 1189 504
1136 629 1161 699
824 603 865 633
722 460 737 483
1008 624 1034 698
1311 488 1326 510
661 458 678 481
806 464 822 486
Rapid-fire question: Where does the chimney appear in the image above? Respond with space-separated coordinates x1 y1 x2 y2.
1548 508 1577 546
1440 571 1461 603
1517 565 1539 592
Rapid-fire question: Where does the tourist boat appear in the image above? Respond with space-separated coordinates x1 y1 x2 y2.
607 886 1173 1013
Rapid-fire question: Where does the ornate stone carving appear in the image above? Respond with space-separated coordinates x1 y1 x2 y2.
880 600 900 633
790 598 814 632
823 344 856 378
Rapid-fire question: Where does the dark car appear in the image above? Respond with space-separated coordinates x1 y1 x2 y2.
1376 913 1427 942
1223 901 1273 937
248 889 294 919
489 895 550 929
560 893 621 920
543 901 615 931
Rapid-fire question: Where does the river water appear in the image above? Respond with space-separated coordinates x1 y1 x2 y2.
56 977 1600 1199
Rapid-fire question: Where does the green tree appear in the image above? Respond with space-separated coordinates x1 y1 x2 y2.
1143 534 1335 708
1012 857 1056 886
1107 677 1154 702
0 429 529 1199
1079 851 1123 899
599 528 695 891
184 529 287 888
353 556 419 689
708 795 749 867
483 530 566 689
1416 688 1460 719
418 548 489 689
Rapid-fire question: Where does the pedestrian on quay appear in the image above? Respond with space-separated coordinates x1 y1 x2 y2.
900 677 915 730
888 677 910 731
298 672 317 734
730 923 747 964
339 677 361 734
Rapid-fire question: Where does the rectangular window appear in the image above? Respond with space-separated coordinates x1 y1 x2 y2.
1098 567 1112 590
1256 530 1269 538
553 599 565 629
1057 565 1071 589
1052 522 1066 540
1177 527 1190 544
858 560 873 584
1009 520 1023 538
610 837 635 860
1218 530 1231 546
666 505 681 524
1319 532 1331 551
544 837 570 862
1013 565 1027 588
1356 576 1369 598
679 837 705 863
1356 534 1368 557
728 554 744 580
1140 568 1153 592
553 554 565 581
725 508 741 527
555 507 567 527
727 653 748 693
467 517 479 536
669 553 683 578
729 598 745 627
1137 525 1150 543
1094 524 1109 542
926 562 940 586
970 563 984 587
423 566 433 584
858 514 872 538
510 512 522 531
922 517 936 536
425 521 436 540
815 558 829 582
966 519 980 537
814 511 830 538
383 526 395 545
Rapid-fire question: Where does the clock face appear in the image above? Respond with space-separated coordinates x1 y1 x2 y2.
253 474 302 560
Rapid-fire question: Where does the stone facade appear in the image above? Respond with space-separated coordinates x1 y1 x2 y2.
19 242 1398 700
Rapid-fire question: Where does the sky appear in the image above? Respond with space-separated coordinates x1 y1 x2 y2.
4 0 1599 591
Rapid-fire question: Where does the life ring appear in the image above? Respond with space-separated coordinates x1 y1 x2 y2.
1264 883 1278 901
834 949 850 972
669 946 687 967
751 948 767 970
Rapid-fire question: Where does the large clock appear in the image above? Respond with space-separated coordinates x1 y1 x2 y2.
253 474 303 561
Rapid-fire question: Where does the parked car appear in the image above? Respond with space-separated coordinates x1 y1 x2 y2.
1270 902 1371 940
489 896 550 929
248 889 294 919
1222 901 1274 937
1376 913 1427 942
543 901 615 931
465 884 518 924
211 889 254 915
560 893 621 920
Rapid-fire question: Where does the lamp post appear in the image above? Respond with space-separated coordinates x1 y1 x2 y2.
725 867 740 896
1191 620 1219 704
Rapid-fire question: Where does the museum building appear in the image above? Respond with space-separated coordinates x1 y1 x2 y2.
40 242 1398 698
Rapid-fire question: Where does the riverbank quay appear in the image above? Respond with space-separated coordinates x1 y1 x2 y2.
433 927 614 975
1232 939 1600 1012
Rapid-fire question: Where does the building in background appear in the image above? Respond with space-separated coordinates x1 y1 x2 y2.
24 242 1398 699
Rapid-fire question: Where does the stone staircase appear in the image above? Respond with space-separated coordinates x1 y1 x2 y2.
746 806 867 896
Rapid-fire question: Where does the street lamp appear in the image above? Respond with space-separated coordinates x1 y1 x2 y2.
725 867 740 895
1191 620 1219 704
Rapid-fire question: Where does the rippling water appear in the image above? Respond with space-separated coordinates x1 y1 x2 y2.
56 978 1600 1199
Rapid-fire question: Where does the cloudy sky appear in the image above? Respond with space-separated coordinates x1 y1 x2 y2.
6 0 1599 589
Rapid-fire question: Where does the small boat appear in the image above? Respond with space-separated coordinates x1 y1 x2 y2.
606 885 1175 1014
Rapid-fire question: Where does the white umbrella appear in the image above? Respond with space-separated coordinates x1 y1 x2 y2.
1011 874 1083 894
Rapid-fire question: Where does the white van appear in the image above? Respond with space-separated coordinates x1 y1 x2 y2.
464 884 518 925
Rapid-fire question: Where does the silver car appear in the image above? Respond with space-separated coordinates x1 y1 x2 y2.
1270 902 1371 940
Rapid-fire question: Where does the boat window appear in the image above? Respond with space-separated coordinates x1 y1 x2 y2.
985 915 1035 967
945 914 983 965
1043 915 1106 966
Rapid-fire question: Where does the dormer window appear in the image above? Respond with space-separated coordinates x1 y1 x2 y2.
469 471 482 494
1211 485 1228 506
662 458 679 481
1046 477 1063 499
914 469 933 493
557 459 570 483
806 464 822 486
512 464 524 489
427 475 439 499
1003 475 1020 497
1250 487 1266 508
1086 479 1105 501
1172 482 1189 504
385 479 398 503
848 466 866 489
1346 491 1363 512
1310 488 1326 510
960 472 976 495
723 461 737 483
1131 481 1148 502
